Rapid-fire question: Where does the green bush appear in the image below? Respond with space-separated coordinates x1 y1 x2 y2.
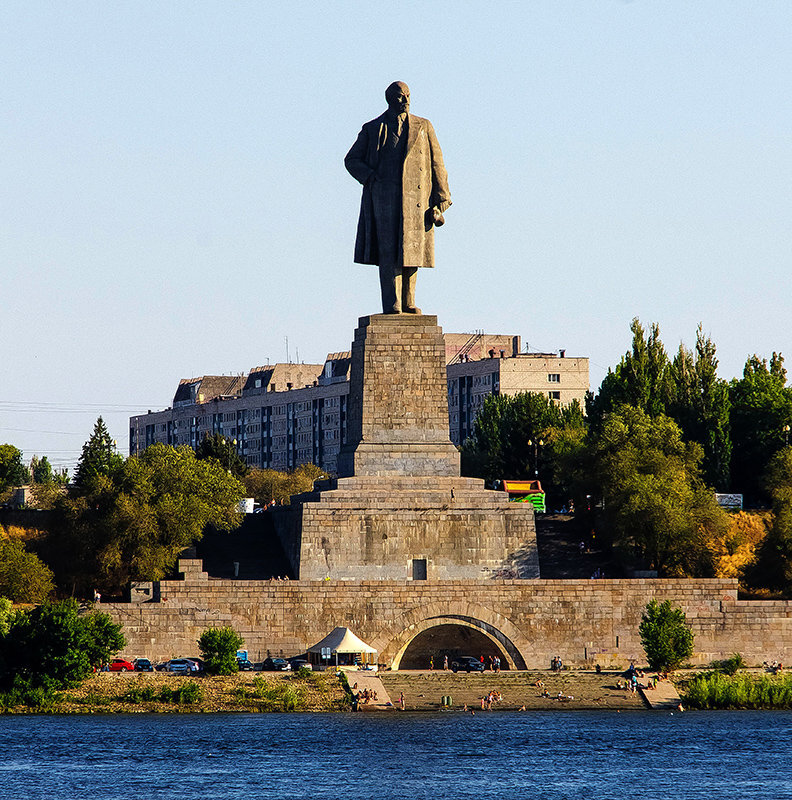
0 600 125 691
639 599 694 671
198 626 244 675
712 653 746 675
235 677 306 711
294 666 320 682
173 681 203 704
122 685 158 703
0 538 54 604
0 683 57 709
684 672 792 709
155 682 203 705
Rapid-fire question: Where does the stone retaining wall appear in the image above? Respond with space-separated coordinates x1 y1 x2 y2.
103 562 792 669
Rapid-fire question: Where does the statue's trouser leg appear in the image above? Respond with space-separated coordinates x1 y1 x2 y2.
379 263 400 313
402 267 418 312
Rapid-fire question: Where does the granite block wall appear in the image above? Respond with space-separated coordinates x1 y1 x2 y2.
105 564 792 670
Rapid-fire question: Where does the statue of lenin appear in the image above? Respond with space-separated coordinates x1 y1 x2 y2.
345 82 451 314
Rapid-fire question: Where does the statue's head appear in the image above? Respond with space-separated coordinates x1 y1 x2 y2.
385 81 410 115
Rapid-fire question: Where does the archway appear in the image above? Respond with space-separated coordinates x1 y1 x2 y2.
398 623 510 670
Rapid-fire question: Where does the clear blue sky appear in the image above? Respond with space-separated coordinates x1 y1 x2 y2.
2 2 790 471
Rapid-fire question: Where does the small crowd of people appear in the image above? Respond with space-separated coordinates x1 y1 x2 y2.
590 567 606 579
614 663 663 693
351 683 379 706
764 660 784 674
268 575 290 581
550 656 564 671
479 690 503 710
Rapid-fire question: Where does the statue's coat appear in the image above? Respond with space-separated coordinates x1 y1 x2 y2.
345 113 451 268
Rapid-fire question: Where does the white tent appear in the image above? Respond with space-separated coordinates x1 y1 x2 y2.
307 627 378 668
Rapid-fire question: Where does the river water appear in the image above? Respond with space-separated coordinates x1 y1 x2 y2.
1 710 790 799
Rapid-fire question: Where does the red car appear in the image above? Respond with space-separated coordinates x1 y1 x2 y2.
109 658 135 672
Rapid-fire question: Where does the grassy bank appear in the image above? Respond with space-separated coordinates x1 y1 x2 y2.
682 671 792 709
0 670 351 714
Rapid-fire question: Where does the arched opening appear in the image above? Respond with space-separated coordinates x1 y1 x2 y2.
398 623 510 670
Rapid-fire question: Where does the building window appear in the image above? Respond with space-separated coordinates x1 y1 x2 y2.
549 391 561 400
548 374 561 383
412 559 427 580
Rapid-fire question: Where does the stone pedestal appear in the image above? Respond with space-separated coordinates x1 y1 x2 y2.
337 314 460 477
273 311 540 581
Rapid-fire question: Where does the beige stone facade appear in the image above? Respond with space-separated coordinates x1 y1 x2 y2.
446 352 588 445
107 565 792 670
272 315 540 582
129 334 588 473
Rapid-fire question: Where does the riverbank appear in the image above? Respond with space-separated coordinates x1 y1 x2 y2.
1 670 351 714
0 669 667 714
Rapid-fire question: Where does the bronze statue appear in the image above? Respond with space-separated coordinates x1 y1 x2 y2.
345 82 451 314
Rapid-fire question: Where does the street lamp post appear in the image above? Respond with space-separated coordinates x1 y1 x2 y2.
527 438 544 479
784 424 790 446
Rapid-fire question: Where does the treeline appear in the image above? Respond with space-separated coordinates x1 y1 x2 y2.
462 319 792 590
0 422 330 602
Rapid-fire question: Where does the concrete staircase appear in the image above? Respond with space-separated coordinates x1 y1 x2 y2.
639 678 683 710
348 672 393 711
378 670 647 711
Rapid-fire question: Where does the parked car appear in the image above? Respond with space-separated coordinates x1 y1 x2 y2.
108 658 135 672
161 658 196 674
288 657 313 672
261 657 291 672
237 657 254 671
450 656 486 673
133 658 154 672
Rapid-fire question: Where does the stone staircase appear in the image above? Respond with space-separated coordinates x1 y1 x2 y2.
639 678 683 710
378 670 648 711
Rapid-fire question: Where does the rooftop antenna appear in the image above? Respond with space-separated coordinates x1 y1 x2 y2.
285 336 290 364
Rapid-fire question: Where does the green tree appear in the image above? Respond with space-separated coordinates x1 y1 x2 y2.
52 468 70 486
244 463 327 505
591 406 729 576
0 598 12 636
746 447 792 591
639 599 694 671
0 445 30 493
0 600 125 690
461 391 585 493
49 443 245 595
729 354 792 505
31 455 53 484
195 433 249 478
587 319 671 426
0 537 54 603
667 327 731 491
198 626 244 675
73 417 123 488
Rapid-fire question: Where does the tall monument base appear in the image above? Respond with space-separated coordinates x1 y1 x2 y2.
337 314 459 477
273 313 540 580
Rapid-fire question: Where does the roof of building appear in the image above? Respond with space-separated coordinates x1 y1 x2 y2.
307 627 378 654
173 375 245 406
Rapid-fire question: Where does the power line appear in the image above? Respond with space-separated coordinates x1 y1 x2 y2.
0 400 160 413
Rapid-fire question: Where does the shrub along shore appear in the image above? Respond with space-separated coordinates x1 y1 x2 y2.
680 670 792 710
5 667 792 713
0 671 351 714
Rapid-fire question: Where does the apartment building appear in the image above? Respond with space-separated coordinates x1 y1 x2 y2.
129 333 588 474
